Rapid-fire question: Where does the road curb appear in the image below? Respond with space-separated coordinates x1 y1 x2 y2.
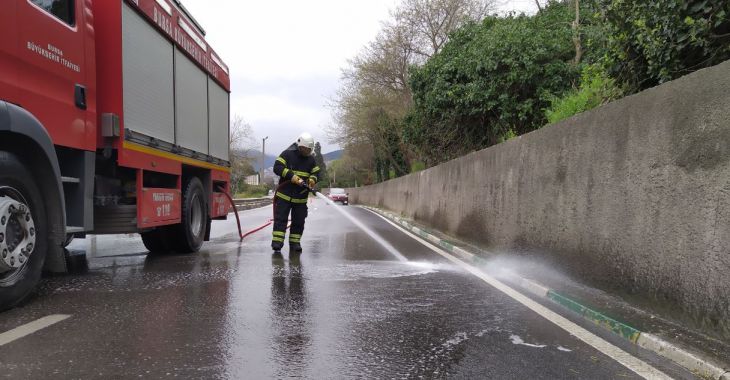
362 206 730 380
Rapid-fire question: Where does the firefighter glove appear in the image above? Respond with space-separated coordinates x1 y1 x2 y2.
308 178 316 188
291 175 304 186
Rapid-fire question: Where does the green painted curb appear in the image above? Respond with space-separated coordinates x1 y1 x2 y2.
547 290 642 343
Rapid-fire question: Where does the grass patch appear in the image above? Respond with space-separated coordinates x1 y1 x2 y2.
545 65 623 124
234 184 269 199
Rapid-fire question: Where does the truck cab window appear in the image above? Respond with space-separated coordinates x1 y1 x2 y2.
30 0 74 25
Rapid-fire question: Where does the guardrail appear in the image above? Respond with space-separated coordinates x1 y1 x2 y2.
232 197 272 211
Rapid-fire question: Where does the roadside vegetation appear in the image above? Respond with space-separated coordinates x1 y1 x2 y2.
328 0 730 186
228 115 261 194
234 184 269 199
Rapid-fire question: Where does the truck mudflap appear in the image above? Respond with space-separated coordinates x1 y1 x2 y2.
138 188 182 229
211 192 229 219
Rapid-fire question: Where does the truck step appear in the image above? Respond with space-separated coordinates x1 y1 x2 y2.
66 226 85 233
61 176 80 184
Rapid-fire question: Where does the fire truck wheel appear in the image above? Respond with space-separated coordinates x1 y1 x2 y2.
0 152 47 311
140 227 171 254
173 177 207 253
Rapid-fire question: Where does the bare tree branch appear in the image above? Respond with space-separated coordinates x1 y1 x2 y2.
228 115 257 191
330 0 498 179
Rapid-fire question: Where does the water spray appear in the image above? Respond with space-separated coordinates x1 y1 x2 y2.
219 183 409 263
300 185 409 263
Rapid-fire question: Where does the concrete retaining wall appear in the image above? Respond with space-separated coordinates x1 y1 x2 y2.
349 60 730 336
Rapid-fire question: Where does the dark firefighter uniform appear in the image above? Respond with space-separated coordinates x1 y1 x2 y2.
272 143 320 252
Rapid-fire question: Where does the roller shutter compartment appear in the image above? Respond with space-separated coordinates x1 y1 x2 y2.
174 49 209 155
208 78 230 161
121 3 175 144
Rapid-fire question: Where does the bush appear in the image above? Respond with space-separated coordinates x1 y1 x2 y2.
410 161 426 173
545 65 623 124
234 184 269 199
596 0 730 91
408 2 579 163
497 128 518 143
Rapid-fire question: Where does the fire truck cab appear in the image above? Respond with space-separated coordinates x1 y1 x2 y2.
0 0 232 310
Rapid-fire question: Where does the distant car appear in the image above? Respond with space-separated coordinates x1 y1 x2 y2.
327 188 349 205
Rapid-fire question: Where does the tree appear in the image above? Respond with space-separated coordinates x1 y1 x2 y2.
327 155 373 188
331 24 414 183
229 115 256 192
394 0 496 60
313 142 328 185
534 0 544 12
229 115 254 153
572 0 582 65
331 0 495 181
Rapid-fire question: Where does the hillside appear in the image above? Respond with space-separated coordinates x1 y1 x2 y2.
322 149 343 162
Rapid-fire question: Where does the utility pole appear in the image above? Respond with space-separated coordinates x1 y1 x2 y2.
260 136 269 186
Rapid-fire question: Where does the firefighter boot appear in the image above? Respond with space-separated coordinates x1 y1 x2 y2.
290 242 303 254
272 240 284 254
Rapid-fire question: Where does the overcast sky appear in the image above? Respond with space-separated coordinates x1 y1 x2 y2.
182 0 537 155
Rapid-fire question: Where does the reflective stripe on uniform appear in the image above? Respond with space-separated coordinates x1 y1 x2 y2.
273 231 286 237
290 234 302 239
276 191 308 204
312 166 320 173
276 157 287 165
293 170 310 177
272 237 284 242
282 168 290 177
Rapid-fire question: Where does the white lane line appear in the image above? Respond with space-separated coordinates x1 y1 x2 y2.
367 210 671 380
0 314 71 347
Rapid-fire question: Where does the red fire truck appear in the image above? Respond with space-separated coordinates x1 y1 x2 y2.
0 0 232 309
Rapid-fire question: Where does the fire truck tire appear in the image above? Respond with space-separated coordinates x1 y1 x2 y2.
173 177 206 253
140 227 171 253
0 151 47 311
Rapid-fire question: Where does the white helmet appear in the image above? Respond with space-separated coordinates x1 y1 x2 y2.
296 132 315 150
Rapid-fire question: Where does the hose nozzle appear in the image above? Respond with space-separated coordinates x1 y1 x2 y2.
299 182 317 195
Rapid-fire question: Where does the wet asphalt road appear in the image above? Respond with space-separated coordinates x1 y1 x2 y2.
0 199 696 379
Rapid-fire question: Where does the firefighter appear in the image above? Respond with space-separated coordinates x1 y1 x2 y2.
271 132 320 254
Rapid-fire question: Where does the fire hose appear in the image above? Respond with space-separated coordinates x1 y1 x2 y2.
216 180 315 242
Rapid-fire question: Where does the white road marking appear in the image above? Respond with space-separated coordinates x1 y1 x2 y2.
367 210 671 380
0 315 71 346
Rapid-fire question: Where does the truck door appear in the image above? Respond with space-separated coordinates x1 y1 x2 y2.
0 1 19 102
16 0 94 151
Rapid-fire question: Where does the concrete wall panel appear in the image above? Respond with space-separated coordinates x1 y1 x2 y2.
349 60 730 335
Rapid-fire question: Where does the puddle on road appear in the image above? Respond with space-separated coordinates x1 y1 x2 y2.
308 261 442 281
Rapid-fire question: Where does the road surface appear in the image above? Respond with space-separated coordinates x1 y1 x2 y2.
0 199 695 379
